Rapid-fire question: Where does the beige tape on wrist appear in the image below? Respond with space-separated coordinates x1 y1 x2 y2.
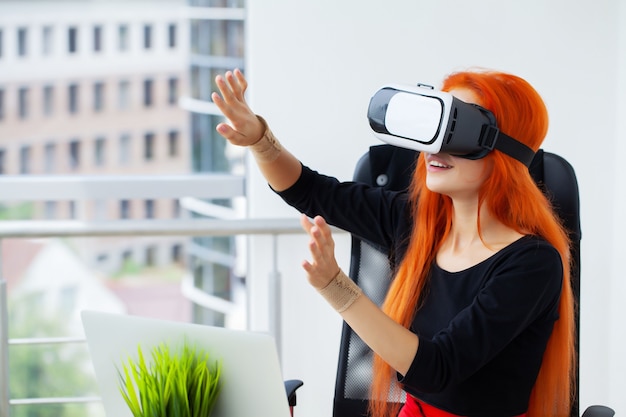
249 116 282 163
317 270 363 313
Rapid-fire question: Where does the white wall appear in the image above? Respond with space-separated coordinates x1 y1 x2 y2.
245 1 624 416
609 0 626 411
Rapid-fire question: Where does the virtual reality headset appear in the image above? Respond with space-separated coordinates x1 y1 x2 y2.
367 84 535 167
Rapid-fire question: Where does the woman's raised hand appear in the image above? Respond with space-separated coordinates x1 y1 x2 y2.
212 69 265 146
300 214 341 290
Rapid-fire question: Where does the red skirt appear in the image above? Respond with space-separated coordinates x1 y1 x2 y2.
398 395 527 417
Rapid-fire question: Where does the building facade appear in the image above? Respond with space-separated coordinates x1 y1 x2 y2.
183 0 246 326
0 0 190 274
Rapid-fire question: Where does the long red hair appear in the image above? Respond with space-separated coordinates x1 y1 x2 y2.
369 70 575 417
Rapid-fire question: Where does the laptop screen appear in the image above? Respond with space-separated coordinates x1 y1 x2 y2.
81 310 291 417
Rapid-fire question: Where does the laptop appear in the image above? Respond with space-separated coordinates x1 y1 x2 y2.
81 310 292 417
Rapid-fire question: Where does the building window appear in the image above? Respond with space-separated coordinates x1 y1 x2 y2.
120 200 131 219
118 80 130 109
0 29 3 58
42 26 53 55
172 199 180 218
118 24 129 51
43 85 54 116
18 87 29 119
94 136 106 166
69 139 80 169
168 130 179 157
0 89 4 121
0 148 5 174
44 143 56 173
145 246 157 267
168 23 176 48
143 79 153 107
44 201 57 219
68 83 79 114
119 133 131 165
17 27 27 57
19 145 31 174
145 199 155 219
171 244 182 264
191 19 244 57
143 24 152 49
69 201 77 219
122 250 133 266
167 77 178 105
59 285 77 314
94 82 105 112
68 26 78 53
144 132 154 160
93 25 103 52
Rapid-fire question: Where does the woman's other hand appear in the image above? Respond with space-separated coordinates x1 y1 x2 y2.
212 69 265 146
300 214 341 290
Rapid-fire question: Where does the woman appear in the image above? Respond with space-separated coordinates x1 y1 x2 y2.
212 69 575 417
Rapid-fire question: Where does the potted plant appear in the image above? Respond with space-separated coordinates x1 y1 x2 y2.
118 340 222 417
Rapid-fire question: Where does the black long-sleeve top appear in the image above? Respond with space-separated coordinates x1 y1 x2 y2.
277 164 563 417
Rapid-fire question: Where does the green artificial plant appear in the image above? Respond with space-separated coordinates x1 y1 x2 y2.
118 341 222 417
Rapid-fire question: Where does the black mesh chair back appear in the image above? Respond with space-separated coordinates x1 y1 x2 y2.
332 145 583 417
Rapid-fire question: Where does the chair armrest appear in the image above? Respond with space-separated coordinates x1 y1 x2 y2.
284 379 304 407
581 405 615 417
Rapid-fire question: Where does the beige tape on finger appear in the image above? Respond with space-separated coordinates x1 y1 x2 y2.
317 269 363 313
249 115 282 163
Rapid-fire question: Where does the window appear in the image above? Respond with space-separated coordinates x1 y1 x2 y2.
118 24 129 51
69 139 80 169
122 250 133 266
94 136 106 166
19 145 31 174
0 88 4 121
191 19 244 57
18 87 29 119
120 200 131 219
43 85 54 116
145 199 155 219
145 246 157 267
17 27 27 57
68 26 78 53
44 143 56 173
59 286 77 314
143 79 153 107
171 244 182 264
93 25 103 52
68 201 77 219
143 24 152 49
44 201 57 219
167 77 178 105
93 82 105 112
119 133 131 165
42 26 53 55
0 148 6 174
0 29 4 58
68 83 79 114
167 23 176 48
144 132 155 160
118 80 130 109
168 130 179 157
172 199 180 218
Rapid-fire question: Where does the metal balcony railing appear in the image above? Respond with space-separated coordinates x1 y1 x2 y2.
0 174 312 417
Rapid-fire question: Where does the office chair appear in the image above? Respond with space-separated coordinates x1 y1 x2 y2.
329 144 615 417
